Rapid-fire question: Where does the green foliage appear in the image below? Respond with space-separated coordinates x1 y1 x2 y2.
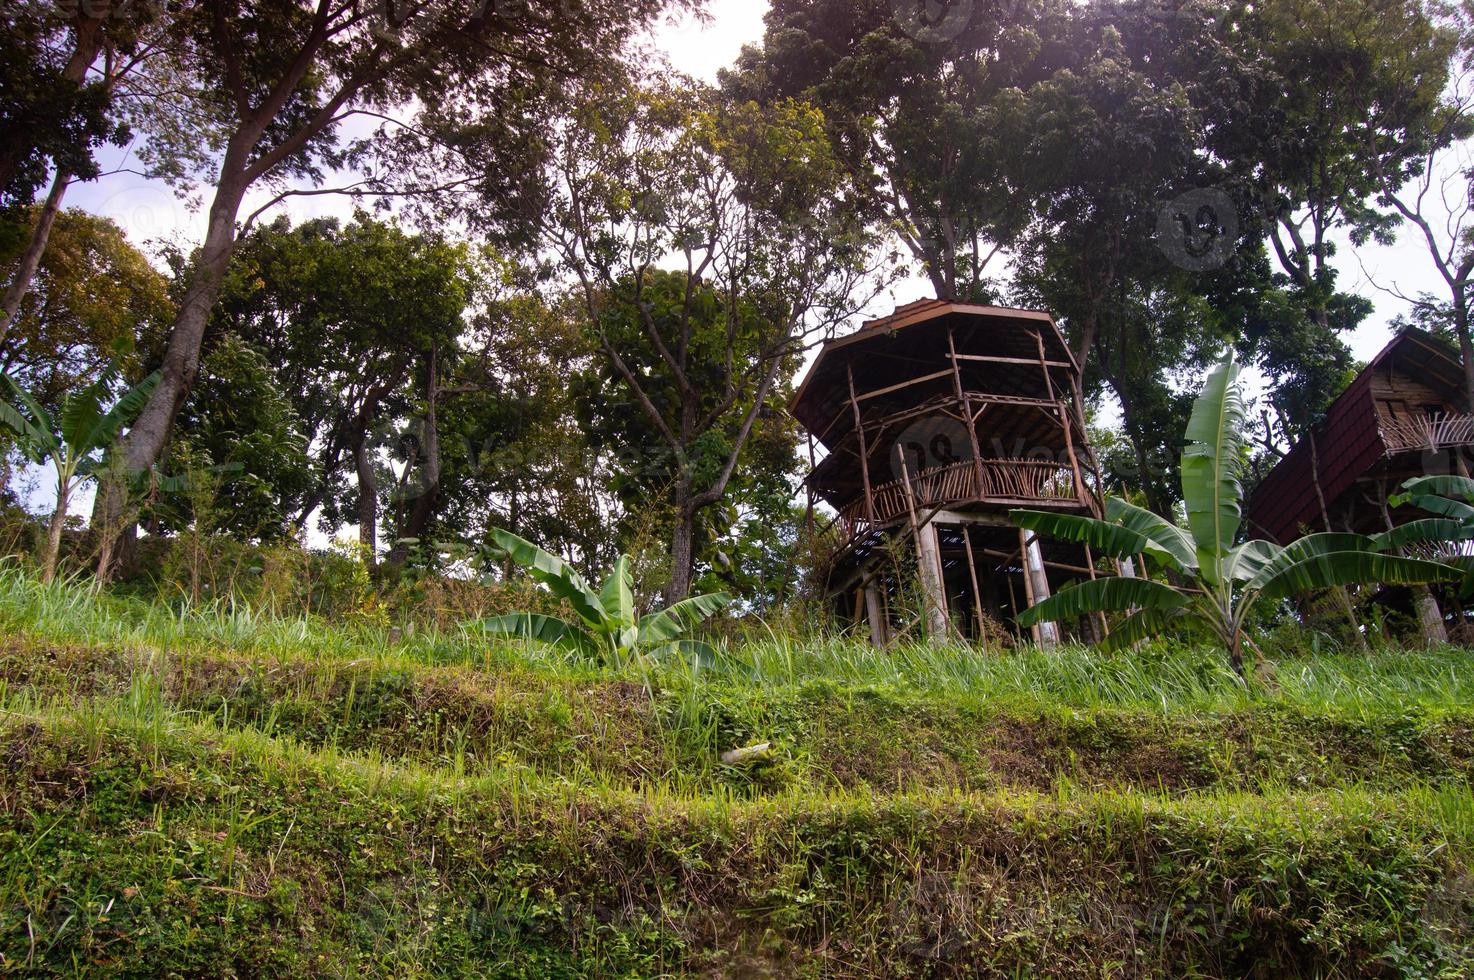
0 568 1473 975
1014 356 1460 670
477 527 730 665
161 334 312 541
0 208 173 411
0 361 159 580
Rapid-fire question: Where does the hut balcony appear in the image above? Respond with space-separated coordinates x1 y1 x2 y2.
830 457 1080 541
1377 410 1474 455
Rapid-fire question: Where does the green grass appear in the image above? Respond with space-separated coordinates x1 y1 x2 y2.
1 566 1473 975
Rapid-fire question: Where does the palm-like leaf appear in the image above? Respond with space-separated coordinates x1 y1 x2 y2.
1370 518 1474 553
1016 577 1187 627
639 591 730 644
598 555 635 628
59 372 111 455
647 638 718 670
1396 475 1474 506
487 527 604 627
1180 356 1246 584
1243 532 1375 593
1009 509 1162 562
1225 538 1281 583
1100 605 1197 653
1104 497 1198 568
1400 493 1474 523
477 613 601 658
82 370 160 453
0 374 58 460
1258 552 1461 601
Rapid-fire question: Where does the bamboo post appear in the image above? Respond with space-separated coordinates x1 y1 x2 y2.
847 363 875 522
898 444 949 639
864 584 887 648
961 525 987 643
1019 528 1060 647
1018 530 1040 646
949 328 987 498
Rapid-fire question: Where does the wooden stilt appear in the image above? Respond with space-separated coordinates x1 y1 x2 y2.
1020 528 1060 647
961 525 987 643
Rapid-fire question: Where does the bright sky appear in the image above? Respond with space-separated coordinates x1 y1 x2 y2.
29 0 1467 521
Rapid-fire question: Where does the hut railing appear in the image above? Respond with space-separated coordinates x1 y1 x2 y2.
1380 412 1474 453
836 458 1076 539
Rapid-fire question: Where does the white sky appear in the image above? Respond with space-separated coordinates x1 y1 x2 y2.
27 0 1466 523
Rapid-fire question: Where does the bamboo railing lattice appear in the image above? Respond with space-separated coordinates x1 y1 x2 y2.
837 458 1077 539
1380 412 1474 453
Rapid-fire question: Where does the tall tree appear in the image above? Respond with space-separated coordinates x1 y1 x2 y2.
203 215 468 564
1199 0 1454 430
93 0 681 549
729 0 1060 301
1005 14 1222 512
1360 1 1474 407
0 208 172 410
528 78 881 600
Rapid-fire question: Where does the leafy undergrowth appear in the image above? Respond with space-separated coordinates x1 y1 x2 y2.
1 570 1473 976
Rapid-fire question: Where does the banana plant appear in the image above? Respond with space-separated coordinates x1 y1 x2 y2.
1010 355 1460 673
476 527 730 665
1389 474 1474 584
1391 474 1474 547
0 364 159 582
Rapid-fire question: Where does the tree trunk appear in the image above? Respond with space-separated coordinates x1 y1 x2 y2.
93 177 247 542
1228 629 1245 677
0 169 69 342
43 484 69 584
387 346 441 566
667 504 695 604
353 433 377 565
1455 295 1474 413
1413 586 1449 646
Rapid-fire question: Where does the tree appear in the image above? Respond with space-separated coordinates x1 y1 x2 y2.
204 215 469 564
419 290 613 577
1200 0 1454 431
0 363 158 582
528 77 881 600
569 270 806 601
0 0 125 217
729 0 1055 301
478 527 729 666
1360 2 1474 408
0 0 173 340
1003 13 1220 512
93 0 682 549
160 333 312 542
0 209 172 411
1011 356 1460 673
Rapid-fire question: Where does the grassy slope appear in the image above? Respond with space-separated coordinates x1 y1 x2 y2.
0 569 1472 976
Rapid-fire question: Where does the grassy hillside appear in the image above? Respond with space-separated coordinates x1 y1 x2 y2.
1 568 1472 976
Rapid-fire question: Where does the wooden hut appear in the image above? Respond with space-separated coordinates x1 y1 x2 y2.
1245 327 1473 543
1245 327 1473 642
790 300 1102 645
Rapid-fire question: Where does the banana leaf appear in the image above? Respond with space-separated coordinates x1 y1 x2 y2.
1180 356 1246 583
476 613 601 659
1104 497 1198 568
639 591 730 644
1017 577 1187 627
597 555 635 629
486 527 604 626
1009 509 1163 562
1258 551 1461 602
